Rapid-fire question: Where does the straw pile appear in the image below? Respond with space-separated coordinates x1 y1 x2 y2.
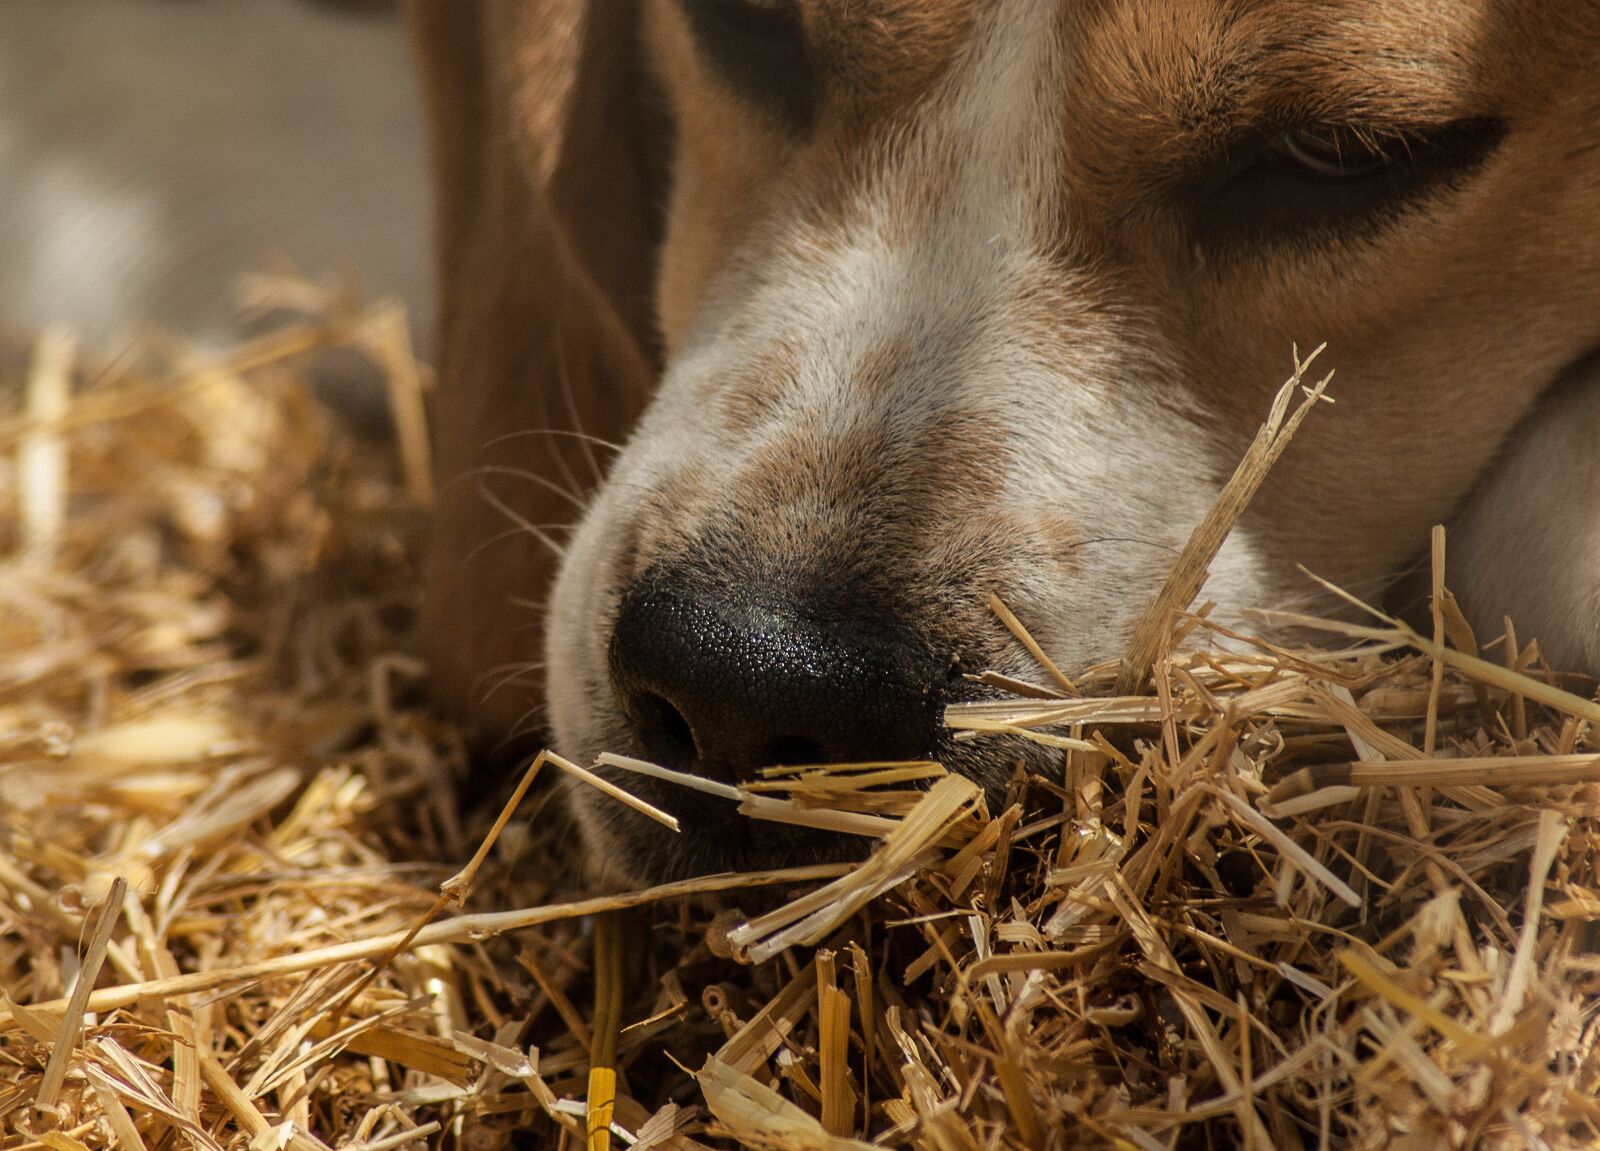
2 294 1599 1151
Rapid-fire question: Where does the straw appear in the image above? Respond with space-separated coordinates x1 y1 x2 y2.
4 294 1599 1149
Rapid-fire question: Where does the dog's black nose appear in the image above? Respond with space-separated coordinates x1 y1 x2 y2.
608 579 944 784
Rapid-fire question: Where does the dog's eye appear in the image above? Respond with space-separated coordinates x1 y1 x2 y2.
682 0 814 130
1192 119 1506 250
1266 125 1393 181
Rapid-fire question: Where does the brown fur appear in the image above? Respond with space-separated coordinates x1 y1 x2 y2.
410 0 1600 856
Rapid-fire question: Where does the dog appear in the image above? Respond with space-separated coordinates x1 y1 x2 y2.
410 0 1600 885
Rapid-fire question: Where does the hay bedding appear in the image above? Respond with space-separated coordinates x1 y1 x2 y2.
1 292 1599 1151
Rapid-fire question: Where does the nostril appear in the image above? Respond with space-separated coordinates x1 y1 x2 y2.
610 579 945 785
764 734 826 768
632 692 697 770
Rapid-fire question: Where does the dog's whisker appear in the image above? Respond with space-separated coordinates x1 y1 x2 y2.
435 462 589 515
475 481 568 560
552 332 607 488
495 595 556 640
475 660 550 702
473 656 550 685
496 701 551 750
463 464 589 512
480 658 548 677
480 427 624 454
464 522 572 567
533 392 591 517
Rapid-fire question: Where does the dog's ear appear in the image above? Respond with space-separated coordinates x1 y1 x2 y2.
408 0 666 740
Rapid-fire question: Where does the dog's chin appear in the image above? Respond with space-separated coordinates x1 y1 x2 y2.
559 716 1054 889
571 788 874 888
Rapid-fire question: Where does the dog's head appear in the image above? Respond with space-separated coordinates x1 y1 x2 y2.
418 0 1600 883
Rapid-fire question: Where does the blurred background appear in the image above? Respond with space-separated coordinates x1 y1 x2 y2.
0 0 431 356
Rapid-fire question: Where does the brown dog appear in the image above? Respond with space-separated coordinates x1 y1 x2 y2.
410 0 1600 883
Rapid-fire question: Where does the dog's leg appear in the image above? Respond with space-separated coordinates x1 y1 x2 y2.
1449 356 1600 673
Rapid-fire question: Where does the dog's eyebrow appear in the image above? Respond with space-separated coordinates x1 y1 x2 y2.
1112 5 1504 152
1262 40 1502 131
676 0 816 130
1134 70 1497 193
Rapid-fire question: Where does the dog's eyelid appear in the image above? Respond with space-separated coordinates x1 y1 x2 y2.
1187 116 1507 251
1208 118 1464 170
1259 123 1417 182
